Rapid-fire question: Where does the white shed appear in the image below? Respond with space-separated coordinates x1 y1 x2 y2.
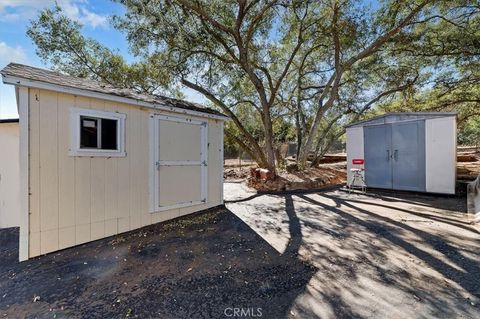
1 63 228 261
0 119 20 229
346 112 457 194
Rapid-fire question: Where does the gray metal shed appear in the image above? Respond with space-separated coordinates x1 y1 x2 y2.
346 112 457 194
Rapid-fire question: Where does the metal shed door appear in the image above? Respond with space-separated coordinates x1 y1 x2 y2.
153 115 208 211
391 121 426 191
364 124 393 189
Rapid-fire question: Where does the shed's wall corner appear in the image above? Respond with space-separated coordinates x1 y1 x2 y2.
425 117 457 194
18 86 29 261
346 127 364 183
0 123 20 229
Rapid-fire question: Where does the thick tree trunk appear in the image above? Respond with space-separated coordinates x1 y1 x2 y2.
297 1 429 169
181 78 271 168
297 99 331 168
225 129 269 168
295 109 303 159
294 78 305 160
311 136 332 167
275 146 285 168
263 111 277 174
297 98 334 168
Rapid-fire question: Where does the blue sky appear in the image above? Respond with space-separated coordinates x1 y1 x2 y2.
0 0 380 119
0 0 205 119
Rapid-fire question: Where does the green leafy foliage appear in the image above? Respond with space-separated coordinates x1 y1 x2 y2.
27 5 175 95
26 1 480 171
458 117 480 146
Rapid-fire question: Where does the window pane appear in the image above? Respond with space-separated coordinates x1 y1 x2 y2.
101 118 118 150
80 116 98 148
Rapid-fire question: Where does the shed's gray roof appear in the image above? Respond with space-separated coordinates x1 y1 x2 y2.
1 63 226 118
346 112 456 128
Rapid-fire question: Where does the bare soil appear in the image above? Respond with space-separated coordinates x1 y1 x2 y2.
225 149 480 189
1 186 477 318
224 159 256 182
224 167 251 181
0 207 315 319
225 183 480 318
248 162 347 192
457 151 480 180
223 159 256 168
224 153 347 189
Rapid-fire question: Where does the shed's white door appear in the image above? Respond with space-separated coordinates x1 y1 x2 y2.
153 115 208 211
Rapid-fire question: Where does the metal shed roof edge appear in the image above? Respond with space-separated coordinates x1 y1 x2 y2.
345 112 457 129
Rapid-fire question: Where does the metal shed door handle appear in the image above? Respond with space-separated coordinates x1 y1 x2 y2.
386 150 390 161
394 150 398 161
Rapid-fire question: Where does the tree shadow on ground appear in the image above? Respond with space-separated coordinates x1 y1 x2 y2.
351 188 467 213
333 192 478 233
228 188 479 318
0 205 316 319
318 193 480 295
1 188 478 318
292 192 480 318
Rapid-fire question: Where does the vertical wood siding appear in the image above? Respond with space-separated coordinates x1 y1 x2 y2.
28 89 223 257
0 123 20 229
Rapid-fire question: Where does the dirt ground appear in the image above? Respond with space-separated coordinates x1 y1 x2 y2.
224 158 256 168
224 159 257 181
225 160 347 192
0 207 315 319
225 183 480 318
248 163 347 192
1 185 479 318
225 149 479 191
457 151 480 180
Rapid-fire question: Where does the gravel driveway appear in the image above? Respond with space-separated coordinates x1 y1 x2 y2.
225 183 480 318
0 183 478 318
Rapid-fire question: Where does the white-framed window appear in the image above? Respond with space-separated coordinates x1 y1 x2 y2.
69 107 126 157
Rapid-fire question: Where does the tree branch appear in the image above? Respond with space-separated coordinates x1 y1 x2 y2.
181 78 268 166
344 0 432 68
175 0 234 35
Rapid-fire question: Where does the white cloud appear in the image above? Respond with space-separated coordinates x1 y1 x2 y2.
0 41 26 118
0 0 108 29
0 41 28 67
57 0 108 29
